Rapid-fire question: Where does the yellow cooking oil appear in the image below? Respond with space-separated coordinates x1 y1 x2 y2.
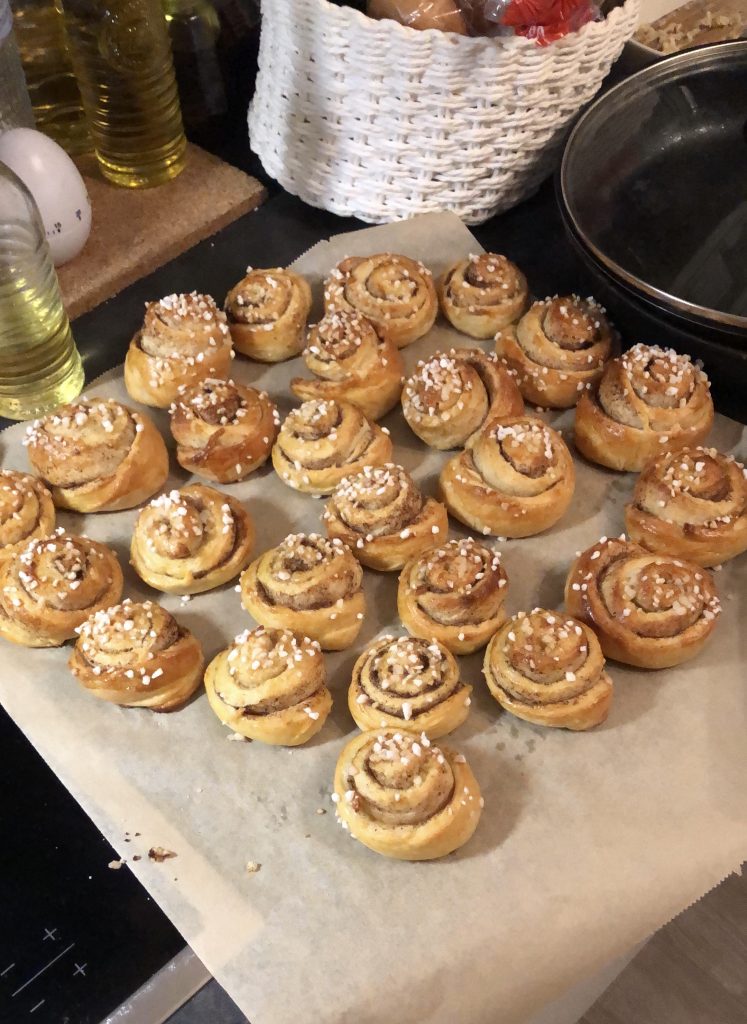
59 0 187 188
12 0 91 156
0 167 83 420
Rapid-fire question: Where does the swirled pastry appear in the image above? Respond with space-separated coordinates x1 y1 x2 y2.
333 729 482 860
125 292 233 408
565 536 721 668
574 344 714 471
323 464 447 572
272 398 392 496
0 532 123 647
169 379 280 483
349 634 471 738
69 599 203 710
324 253 437 349
131 485 254 595
24 398 168 512
483 609 613 730
398 537 508 655
402 348 524 450
240 533 365 650
0 470 55 557
625 447 747 567
290 311 404 421
224 267 312 362
440 417 575 537
439 253 529 338
495 295 615 409
205 627 331 745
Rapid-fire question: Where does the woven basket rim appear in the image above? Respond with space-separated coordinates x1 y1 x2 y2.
306 0 636 52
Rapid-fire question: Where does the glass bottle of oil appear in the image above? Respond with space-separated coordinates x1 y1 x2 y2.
0 162 84 420
58 0 187 188
11 0 91 156
0 0 35 132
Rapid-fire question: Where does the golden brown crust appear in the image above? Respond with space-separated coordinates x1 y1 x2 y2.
324 253 437 349
625 447 747 567
439 416 575 537
170 378 280 483
131 484 254 595
272 398 393 496
402 348 524 450
224 268 312 362
0 470 55 557
0 532 123 647
483 609 613 730
564 536 721 668
495 295 615 409
240 533 365 651
574 344 714 471
323 464 448 572
439 252 529 338
125 292 233 408
24 398 168 512
290 311 404 421
398 537 508 655
348 634 471 738
333 729 482 860
204 627 331 744
69 600 204 710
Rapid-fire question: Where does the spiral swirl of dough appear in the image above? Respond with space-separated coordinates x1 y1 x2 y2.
565 536 721 669
323 464 448 571
439 252 529 338
625 447 747 567
0 470 55 555
333 729 482 860
69 599 204 710
483 609 613 730
225 267 312 362
291 310 404 421
324 253 437 349
205 627 331 745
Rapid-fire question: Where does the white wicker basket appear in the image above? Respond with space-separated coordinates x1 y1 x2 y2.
249 0 640 224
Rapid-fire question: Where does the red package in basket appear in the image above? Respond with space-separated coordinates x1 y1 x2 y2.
500 0 598 43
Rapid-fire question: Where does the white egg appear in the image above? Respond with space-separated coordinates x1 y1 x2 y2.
0 127 92 266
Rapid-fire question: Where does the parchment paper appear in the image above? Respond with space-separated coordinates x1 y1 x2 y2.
1 214 745 1024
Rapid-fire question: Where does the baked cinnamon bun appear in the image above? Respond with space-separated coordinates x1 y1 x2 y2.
224 267 312 362
439 253 529 337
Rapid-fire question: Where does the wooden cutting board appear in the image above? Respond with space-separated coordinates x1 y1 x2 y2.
58 143 265 320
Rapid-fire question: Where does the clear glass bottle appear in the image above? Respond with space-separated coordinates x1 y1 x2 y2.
58 0 187 188
163 0 227 148
11 0 91 155
0 0 35 133
0 162 84 420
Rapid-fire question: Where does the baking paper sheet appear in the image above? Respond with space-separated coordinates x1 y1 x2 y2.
1 214 745 1024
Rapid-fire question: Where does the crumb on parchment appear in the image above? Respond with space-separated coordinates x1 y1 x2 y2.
149 846 177 862
245 861 261 875
108 859 124 870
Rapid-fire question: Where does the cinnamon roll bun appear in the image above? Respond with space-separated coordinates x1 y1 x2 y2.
131 484 255 595
0 532 123 647
574 344 714 472
439 416 575 537
290 311 404 421
69 599 203 710
324 253 437 349
24 398 168 512
495 295 615 409
323 464 448 572
125 292 233 408
0 470 55 557
205 627 331 745
402 348 524 450
625 447 747 567
565 536 721 668
398 537 508 655
224 268 312 362
439 253 529 338
349 634 471 739
333 729 482 860
240 533 365 651
272 398 393 496
169 379 280 483
483 609 613 730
